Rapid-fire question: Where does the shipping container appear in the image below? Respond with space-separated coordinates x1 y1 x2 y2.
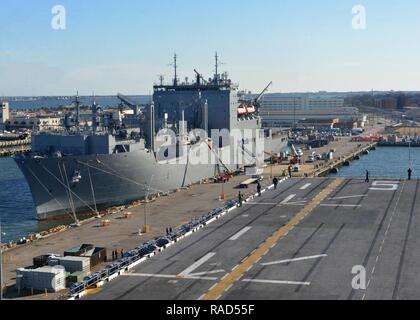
53 256 91 274
16 266 66 292
33 255 50 268
81 247 107 269
64 244 94 257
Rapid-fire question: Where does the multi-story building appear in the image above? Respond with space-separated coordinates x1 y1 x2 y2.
260 94 360 129
375 97 398 110
5 115 61 131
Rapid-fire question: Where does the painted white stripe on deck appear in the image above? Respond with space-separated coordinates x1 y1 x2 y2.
123 273 176 279
179 252 216 277
281 194 296 204
300 183 312 190
242 279 311 286
261 254 328 266
321 204 361 208
188 270 225 277
123 273 218 281
244 202 276 206
229 227 252 241
329 195 367 200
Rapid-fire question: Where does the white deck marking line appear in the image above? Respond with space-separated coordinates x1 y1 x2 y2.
123 273 175 279
283 202 307 206
320 204 362 208
225 284 234 293
328 195 367 200
300 183 312 190
245 201 307 207
123 273 218 281
229 227 252 241
197 294 206 301
364 181 406 295
242 279 311 286
261 254 328 266
281 194 297 204
179 252 216 277
209 283 218 291
244 202 277 206
188 270 225 277
184 276 218 281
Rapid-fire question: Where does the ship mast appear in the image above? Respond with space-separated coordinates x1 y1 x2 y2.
74 91 80 132
173 53 178 86
215 52 219 84
92 92 97 134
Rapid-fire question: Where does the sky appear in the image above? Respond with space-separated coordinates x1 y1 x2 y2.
1 0 420 96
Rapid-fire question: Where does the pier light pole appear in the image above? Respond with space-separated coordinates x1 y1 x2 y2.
142 176 154 234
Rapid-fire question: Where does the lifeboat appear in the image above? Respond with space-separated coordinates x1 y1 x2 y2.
237 106 247 115
246 105 256 114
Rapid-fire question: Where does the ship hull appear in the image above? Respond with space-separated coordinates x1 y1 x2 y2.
16 137 287 221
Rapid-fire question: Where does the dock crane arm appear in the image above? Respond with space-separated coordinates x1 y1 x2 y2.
254 81 273 104
117 93 142 115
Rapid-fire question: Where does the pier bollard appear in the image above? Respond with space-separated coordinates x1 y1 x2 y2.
142 225 151 234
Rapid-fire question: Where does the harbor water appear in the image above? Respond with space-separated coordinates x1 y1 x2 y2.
0 146 419 243
331 146 420 179
0 157 37 243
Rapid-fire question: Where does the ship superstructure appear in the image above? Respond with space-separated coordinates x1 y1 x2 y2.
15 54 288 221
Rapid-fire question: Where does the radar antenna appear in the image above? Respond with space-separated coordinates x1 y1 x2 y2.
171 53 178 86
214 52 225 84
73 91 80 132
158 75 165 86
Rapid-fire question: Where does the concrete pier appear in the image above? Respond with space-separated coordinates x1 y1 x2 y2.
1 173 272 300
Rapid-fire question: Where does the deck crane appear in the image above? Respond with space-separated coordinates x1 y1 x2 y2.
253 81 273 113
117 93 142 116
193 69 208 86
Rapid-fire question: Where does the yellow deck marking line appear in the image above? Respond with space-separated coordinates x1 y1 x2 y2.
200 178 343 300
85 287 103 295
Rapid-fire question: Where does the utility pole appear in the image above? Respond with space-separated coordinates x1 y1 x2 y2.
142 176 154 234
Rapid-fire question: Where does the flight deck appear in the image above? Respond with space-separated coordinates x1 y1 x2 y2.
87 178 420 300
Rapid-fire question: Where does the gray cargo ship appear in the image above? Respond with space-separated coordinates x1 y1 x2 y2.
15 55 288 221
